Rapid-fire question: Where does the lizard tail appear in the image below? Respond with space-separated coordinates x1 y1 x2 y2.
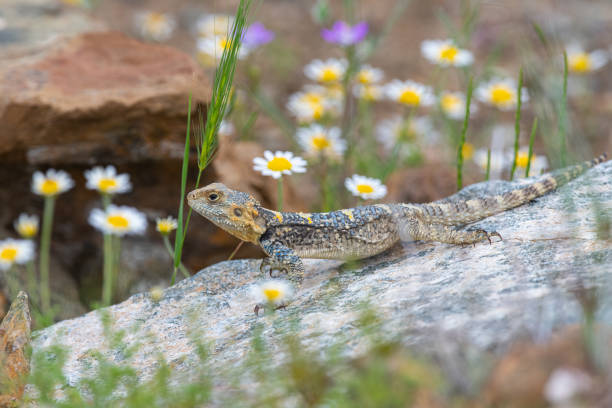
406 153 608 226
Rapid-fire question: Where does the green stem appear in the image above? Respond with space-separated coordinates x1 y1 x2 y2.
560 51 568 167
39 196 56 312
102 194 111 209
510 67 523 181
162 235 189 278
26 259 38 305
102 232 113 307
277 177 284 212
227 241 245 260
456 76 474 190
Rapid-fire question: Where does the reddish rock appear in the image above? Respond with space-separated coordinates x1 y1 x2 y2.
0 292 31 406
0 31 210 164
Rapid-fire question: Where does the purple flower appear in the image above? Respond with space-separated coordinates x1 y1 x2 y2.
243 22 275 48
321 21 368 46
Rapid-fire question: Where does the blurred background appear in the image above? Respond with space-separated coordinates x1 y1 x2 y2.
0 0 611 320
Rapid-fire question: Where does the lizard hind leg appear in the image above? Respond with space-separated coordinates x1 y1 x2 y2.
400 218 502 246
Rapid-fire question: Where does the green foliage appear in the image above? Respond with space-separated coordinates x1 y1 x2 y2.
510 67 524 181
456 76 474 190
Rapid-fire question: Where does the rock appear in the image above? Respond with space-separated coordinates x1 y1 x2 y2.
0 292 32 406
29 161 612 395
0 30 210 164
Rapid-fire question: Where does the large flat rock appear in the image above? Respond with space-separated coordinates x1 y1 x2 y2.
31 160 612 387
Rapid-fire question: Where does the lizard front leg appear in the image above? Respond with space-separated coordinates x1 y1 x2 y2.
259 239 306 287
399 217 501 245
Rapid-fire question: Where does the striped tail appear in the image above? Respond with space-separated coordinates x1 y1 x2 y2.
404 153 608 226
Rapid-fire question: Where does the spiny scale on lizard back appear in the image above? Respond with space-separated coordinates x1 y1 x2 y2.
401 154 608 226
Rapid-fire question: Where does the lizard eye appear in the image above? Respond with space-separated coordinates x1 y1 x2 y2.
208 193 219 202
233 208 242 217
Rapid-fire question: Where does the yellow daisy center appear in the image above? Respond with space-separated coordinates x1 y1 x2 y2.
357 71 372 84
263 288 281 301
490 86 513 105
40 179 60 196
18 224 37 238
439 45 459 62
98 178 117 192
320 68 340 82
569 53 591 73
157 221 174 233
461 143 474 159
311 135 330 150
107 215 129 229
267 157 293 172
0 247 18 262
441 94 461 112
356 184 374 194
516 152 531 168
147 13 165 28
398 89 420 106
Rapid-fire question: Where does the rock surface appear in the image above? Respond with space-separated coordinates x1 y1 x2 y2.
30 161 612 391
0 292 31 406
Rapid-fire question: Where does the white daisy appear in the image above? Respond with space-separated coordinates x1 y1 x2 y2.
195 14 234 38
14 214 39 239
304 58 348 84
84 165 132 195
250 279 293 307
421 39 473 67
156 216 178 235
197 35 250 64
296 124 346 159
353 84 384 101
345 175 387 200
253 151 307 179
509 148 548 177
476 77 529 111
287 85 341 123
135 11 176 42
565 44 608 74
32 169 74 197
376 115 435 151
439 91 477 120
0 239 35 271
356 65 384 84
89 205 147 236
385 80 435 108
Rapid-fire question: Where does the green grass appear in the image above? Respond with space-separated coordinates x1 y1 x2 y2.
456 76 474 190
172 0 252 284
509 67 523 181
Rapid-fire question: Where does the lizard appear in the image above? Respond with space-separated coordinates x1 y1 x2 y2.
187 154 607 290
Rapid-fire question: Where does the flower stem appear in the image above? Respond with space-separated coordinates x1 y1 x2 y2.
456 76 473 190
162 235 189 279
525 117 538 178
26 259 38 305
277 177 284 212
485 148 491 182
510 67 523 181
102 232 113 307
228 241 245 260
102 194 111 209
39 196 56 312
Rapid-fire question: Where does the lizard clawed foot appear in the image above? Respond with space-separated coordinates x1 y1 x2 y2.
253 303 288 316
473 229 503 245
260 259 289 279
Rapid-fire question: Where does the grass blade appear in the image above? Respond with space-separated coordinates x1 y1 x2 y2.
456 76 473 190
172 93 193 283
510 67 523 181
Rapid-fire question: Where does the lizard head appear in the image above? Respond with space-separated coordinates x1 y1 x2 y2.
187 182 267 243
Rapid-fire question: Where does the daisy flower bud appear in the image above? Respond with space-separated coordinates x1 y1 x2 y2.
14 214 39 239
156 216 178 236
